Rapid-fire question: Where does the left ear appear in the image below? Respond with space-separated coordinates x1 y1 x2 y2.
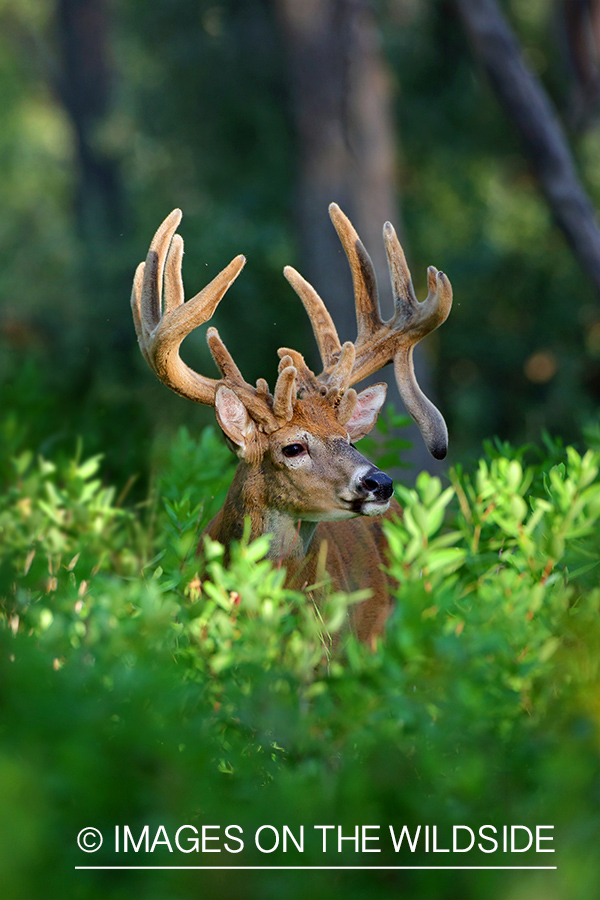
215 384 258 460
345 383 387 441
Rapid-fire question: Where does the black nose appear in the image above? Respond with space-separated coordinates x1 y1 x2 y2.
360 469 394 501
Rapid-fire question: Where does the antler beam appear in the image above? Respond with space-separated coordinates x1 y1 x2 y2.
131 209 246 405
284 203 452 459
131 210 303 432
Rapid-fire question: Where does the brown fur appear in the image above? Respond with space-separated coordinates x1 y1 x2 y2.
204 396 400 646
282 500 401 645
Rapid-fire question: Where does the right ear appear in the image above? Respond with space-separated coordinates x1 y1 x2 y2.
215 385 258 459
345 383 387 442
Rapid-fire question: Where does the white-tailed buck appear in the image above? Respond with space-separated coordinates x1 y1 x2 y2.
132 205 452 644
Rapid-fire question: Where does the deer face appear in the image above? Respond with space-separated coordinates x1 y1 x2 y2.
215 383 394 522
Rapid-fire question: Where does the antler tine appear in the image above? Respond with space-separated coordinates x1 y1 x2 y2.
383 220 452 459
163 232 185 316
336 388 358 426
273 359 297 422
326 341 356 398
132 209 249 407
393 344 448 460
282 265 342 370
277 347 321 395
384 222 452 338
328 202 382 337
131 262 149 365
207 326 278 428
131 209 182 359
141 209 181 334
207 326 246 384
326 206 452 458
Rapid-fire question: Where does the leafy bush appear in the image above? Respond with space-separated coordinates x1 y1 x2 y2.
1 424 600 899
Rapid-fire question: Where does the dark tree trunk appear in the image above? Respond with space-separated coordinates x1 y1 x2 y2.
274 0 399 331
52 0 134 358
274 0 442 473
56 0 123 239
561 0 600 130
455 0 600 300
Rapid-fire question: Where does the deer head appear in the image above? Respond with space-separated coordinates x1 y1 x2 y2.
131 206 451 531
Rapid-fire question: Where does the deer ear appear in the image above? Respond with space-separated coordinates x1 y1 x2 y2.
215 385 258 458
345 383 387 442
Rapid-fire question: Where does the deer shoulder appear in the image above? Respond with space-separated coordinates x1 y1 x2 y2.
131 204 451 645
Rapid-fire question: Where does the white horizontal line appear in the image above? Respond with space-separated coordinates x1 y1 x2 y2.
75 865 558 871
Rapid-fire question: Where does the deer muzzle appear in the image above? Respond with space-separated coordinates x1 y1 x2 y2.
345 464 394 516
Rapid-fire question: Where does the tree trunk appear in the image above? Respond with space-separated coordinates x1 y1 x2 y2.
56 0 123 239
561 0 600 131
274 0 399 328
455 0 600 300
274 0 440 473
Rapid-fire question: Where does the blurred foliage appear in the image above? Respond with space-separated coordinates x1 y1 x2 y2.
0 0 599 487
2 419 600 898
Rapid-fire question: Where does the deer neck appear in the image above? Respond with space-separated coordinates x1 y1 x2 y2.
206 462 317 563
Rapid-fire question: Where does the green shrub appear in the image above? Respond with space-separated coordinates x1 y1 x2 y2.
1 424 599 899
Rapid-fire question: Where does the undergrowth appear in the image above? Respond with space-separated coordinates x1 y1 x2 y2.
1 418 599 899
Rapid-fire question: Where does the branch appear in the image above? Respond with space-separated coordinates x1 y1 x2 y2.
455 0 600 298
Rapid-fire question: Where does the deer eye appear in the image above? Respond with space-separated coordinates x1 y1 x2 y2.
282 442 307 458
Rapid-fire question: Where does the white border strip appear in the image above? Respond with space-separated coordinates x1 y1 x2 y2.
76 865 557 871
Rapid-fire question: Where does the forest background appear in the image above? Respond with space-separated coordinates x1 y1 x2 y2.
3 0 600 482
